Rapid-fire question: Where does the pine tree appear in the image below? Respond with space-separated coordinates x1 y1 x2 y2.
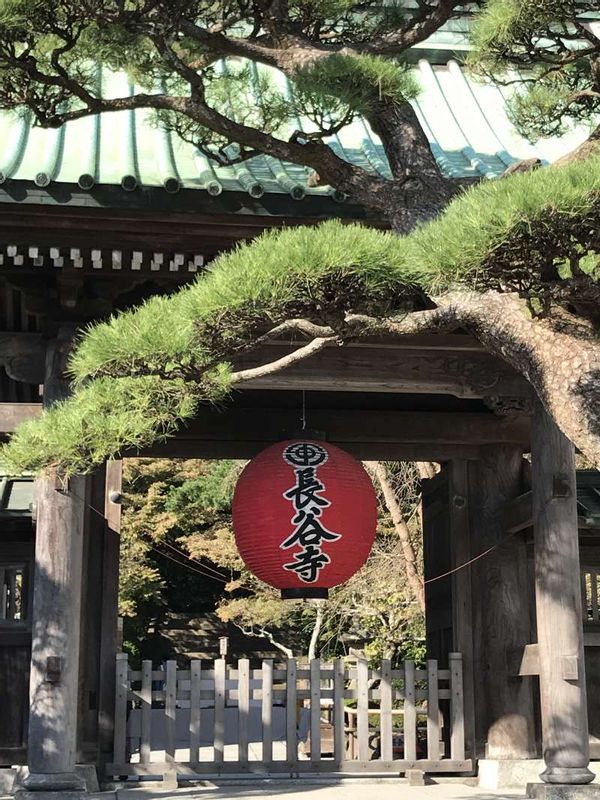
2 2 600 473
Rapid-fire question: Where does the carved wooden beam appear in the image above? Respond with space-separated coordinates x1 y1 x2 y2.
233 341 532 400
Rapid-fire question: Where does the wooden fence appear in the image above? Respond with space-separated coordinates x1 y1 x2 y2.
108 653 471 781
582 567 600 623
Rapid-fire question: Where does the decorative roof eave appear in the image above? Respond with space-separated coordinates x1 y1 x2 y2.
0 201 389 264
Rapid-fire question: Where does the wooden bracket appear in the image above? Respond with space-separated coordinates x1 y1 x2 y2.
560 655 578 681
515 643 539 676
45 655 63 683
515 643 579 680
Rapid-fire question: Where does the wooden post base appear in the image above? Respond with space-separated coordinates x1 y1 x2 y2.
16 794 89 800
14 770 87 798
540 767 596 786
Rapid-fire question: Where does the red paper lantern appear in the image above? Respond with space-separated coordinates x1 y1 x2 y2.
232 440 378 599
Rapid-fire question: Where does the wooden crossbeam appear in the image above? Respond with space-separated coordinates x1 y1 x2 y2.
143 407 529 461
173 408 529 445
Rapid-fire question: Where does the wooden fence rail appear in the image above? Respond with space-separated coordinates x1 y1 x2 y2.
108 653 471 781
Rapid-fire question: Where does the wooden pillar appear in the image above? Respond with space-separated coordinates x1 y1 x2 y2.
468 445 536 759
97 461 122 767
19 331 87 796
76 460 121 770
532 403 594 784
77 466 107 763
21 477 87 794
449 460 476 760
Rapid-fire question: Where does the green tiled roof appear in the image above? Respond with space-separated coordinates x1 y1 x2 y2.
0 60 589 201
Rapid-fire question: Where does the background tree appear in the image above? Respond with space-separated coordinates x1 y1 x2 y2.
118 458 231 657
3 3 600 481
468 0 600 144
118 456 426 663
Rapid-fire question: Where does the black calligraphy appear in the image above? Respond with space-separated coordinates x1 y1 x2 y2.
280 442 341 583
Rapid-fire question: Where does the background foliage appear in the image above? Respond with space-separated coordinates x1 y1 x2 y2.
119 457 425 665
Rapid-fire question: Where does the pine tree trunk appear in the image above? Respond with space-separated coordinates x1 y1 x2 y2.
366 100 452 231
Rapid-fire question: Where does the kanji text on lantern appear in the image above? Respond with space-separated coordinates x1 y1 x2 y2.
280 442 341 583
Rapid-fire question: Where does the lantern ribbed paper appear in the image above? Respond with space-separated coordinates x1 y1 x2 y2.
232 440 378 599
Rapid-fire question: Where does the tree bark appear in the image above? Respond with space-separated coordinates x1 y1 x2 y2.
366 461 425 611
365 100 452 230
308 601 325 660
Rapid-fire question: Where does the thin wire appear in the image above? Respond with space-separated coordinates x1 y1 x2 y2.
69 488 230 584
160 539 228 581
66 485 517 590
424 530 519 585
150 544 228 583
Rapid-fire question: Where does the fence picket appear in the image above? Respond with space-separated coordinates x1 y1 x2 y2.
404 659 416 761
310 658 321 763
449 653 465 760
165 660 177 763
190 661 201 764
380 659 393 761
140 660 152 764
582 571 589 619
333 658 345 764
427 659 439 760
238 659 250 763
113 653 128 769
357 658 369 762
214 658 226 763
286 659 298 765
262 659 273 764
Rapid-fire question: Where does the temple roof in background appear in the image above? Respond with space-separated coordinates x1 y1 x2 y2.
0 59 589 213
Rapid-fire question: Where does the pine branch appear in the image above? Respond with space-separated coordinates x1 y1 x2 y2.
231 335 340 384
356 0 465 55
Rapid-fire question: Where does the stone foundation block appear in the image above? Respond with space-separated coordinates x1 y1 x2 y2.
0 768 16 795
479 759 546 789
406 769 425 787
527 783 600 800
